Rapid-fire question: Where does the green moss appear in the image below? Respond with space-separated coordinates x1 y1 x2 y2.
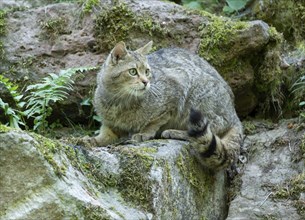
62 137 119 191
0 9 6 35
0 123 14 133
30 133 67 177
164 160 172 185
217 57 249 81
175 147 213 205
253 0 305 43
93 1 169 52
255 28 283 115
116 146 157 212
299 134 305 160
196 9 284 116
242 121 257 135
268 27 283 43
198 16 248 65
0 9 7 60
23 134 116 193
40 17 68 40
260 214 278 220
272 172 305 217
81 204 111 220
79 0 100 14
108 206 125 219
21 133 116 195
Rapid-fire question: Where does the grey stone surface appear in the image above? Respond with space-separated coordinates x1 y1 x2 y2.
0 129 228 219
1 120 304 219
227 120 304 220
0 0 281 120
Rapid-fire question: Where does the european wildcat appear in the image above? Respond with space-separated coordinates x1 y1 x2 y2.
91 41 243 170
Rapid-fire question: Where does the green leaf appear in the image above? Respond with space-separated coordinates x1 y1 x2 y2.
10 117 20 129
23 66 96 132
299 101 305 106
14 94 24 102
81 98 91 106
226 0 248 11
18 102 26 108
223 5 235 14
184 2 203 10
93 115 101 122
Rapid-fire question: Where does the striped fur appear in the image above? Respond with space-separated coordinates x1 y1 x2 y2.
90 41 243 171
188 109 241 170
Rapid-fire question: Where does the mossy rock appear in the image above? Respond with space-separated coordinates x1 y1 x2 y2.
93 1 171 52
0 0 286 122
249 0 305 44
0 127 229 219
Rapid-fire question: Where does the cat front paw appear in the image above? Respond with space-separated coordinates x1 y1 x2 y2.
131 133 155 142
161 129 189 140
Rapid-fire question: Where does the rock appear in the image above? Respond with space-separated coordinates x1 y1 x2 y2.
227 119 305 219
0 126 228 219
243 0 305 43
1 118 304 219
0 0 283 124
0 0 30 9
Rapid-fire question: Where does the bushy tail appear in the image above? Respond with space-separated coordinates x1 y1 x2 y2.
188 108 242 171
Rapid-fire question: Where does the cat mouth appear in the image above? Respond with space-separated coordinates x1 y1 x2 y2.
137 87 148 92
137 84 150 91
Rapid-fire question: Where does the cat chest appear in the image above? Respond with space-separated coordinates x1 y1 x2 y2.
102 106 148 132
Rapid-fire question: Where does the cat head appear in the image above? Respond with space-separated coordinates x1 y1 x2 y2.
101 41 153 98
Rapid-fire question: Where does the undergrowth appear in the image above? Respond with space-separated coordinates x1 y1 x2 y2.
182 0 250 14
0 67 96 133
291 70 305 120
272 172 305 217
0 75 26 129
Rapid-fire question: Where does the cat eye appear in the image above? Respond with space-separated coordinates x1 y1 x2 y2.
145 69 150 76
129 68 138 76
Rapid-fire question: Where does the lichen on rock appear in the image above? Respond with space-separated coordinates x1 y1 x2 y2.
93 1 170 52
0 9 6 60
227 119 305 220
0 126 230 219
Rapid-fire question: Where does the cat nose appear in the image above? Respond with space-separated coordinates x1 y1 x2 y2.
142 80 148 86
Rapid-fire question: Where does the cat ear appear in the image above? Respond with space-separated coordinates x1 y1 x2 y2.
136 41 153 55
111 41 128 64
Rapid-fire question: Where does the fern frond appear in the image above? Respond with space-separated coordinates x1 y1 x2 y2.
24 66 97 132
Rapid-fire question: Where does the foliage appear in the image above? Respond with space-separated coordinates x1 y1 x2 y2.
0 9 6 38
272 172 305 217
80 97 101 131
51 0 78 2
0 75 25 129
181 0 250 14
79 0 100 14
291 42 305 117
223 0 250 14
1 67 96 133
40 17 68 40
252 0 305 43
182 0 204 10
24 67 96 133
291 72 305 119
